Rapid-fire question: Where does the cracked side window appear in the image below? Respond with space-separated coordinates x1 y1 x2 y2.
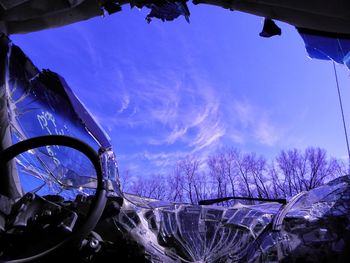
1 39 118 199
15 145 97 199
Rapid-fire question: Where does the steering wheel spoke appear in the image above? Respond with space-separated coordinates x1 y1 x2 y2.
0 135 107 262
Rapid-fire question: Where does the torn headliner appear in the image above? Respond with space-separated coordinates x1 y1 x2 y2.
0 0 350 35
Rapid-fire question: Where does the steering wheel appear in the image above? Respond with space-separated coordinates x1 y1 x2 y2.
0 135 107 262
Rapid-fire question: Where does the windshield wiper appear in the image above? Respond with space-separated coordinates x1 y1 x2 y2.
198 196 287 205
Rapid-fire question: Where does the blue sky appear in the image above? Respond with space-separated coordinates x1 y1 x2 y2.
12 4 350 176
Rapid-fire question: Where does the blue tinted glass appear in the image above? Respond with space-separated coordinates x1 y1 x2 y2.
5 44 102 199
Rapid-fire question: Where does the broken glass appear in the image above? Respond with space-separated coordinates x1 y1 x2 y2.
0 35 120 199
115 176 350 262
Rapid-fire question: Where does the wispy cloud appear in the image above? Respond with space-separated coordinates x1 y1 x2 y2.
118 93 130 113
89 63 229 175
254 120 280 146
166 126 188 144
92 62 289 175
190 120 226 151
230 100 284 146
118 150 192 174
95 63 226 148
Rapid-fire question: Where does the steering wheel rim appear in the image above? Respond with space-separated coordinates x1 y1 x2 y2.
0 135 107 263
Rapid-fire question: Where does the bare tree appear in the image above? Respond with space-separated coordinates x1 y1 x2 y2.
224 148 240 197
207 151 229 199
276 149 303 196
233 151 253 198
206 150 253 200
119 168 132 192
304 147 332 190
206 148 271 202
273 147 345 198
166 159 211 203
178 157 201 204
244 153 269 198
329 157 348 178
268 163 284 198
120 146 347 203
166 156 209 204
167 163 185 202
129 174 166 200
193 171 211 202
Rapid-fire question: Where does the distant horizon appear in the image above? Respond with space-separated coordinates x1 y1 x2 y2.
12 4 350 177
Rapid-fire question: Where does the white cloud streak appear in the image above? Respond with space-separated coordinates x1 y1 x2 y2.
96 65 226 151
231 100 284 146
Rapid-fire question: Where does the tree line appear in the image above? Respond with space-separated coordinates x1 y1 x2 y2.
119 147 347 205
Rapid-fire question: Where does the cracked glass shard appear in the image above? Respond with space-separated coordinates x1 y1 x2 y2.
0 36 120 199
